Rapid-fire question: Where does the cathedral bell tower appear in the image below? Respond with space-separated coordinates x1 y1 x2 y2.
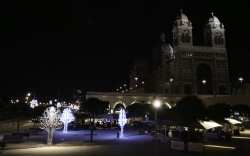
172 10 193 48
204 12 225 47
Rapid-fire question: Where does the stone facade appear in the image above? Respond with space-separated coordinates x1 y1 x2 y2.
129 11 230 96
86 11 243 113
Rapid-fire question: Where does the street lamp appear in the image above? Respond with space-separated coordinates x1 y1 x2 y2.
202 80 206 94
135 77 138 88
239 77 243 86
154 100 160 156
170 78 173 94
239 77 243 94
27 92 35 104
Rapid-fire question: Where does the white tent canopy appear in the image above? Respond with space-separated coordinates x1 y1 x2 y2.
197 120 222 129
224 118 242 124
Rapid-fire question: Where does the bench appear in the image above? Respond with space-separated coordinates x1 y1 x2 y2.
3 135 23 143
12 133 30 139
24 129 39 135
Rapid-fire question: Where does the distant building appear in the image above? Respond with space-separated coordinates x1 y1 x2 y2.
86 11 247 113
130 11 230 95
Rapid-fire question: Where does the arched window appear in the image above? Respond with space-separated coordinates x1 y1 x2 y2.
165 88 169 94
184 85 192 94
214 31 223 45
219 86 226 95
182 29 190 43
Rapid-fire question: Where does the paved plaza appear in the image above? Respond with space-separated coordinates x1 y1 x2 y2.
1 122 250 156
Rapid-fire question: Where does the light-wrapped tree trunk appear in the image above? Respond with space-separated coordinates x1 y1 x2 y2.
47 127 53 146
64 123 68 132
40 106 62 147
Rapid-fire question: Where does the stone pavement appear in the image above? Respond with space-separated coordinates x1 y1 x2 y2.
0 126 250 156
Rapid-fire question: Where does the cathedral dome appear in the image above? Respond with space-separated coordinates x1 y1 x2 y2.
174 10 190 26
207 12 221 27
176 12 188 21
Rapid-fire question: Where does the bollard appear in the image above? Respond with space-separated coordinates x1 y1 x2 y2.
117 131 120 138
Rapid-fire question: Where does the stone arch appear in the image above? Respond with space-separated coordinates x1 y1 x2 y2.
175 84 179 94
164 102 172 109
165 87 170 94
219 85 226 95
196 63 213 94
184 85 192 94
113 101 126 110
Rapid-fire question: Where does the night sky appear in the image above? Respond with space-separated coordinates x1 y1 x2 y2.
0 0 249 101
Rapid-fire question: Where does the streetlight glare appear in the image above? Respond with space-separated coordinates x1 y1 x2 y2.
202 80 206 84
154 100 160 108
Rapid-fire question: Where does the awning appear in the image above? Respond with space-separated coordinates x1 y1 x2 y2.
224 118 242 124
198 120 222 129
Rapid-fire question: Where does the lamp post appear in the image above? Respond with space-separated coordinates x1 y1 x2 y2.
27 92 35 105
27 92 35 102
154 100 160 156
135 77 138 88
239 77 243 87
239 77 243 94
170 78 173 94
202 80 206 94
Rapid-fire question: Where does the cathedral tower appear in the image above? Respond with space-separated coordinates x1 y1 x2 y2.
172 10 193 48
204 12 226 47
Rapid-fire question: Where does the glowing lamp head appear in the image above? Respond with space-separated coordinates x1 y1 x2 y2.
239 77 243 81
202 80 206 84
154 100 160 108
170 78 173 82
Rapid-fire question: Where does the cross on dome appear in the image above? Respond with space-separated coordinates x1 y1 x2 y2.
211 12 214 16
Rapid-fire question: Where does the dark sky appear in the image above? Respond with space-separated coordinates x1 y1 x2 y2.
0 0 249 101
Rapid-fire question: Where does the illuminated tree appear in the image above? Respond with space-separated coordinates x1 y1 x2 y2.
40 106 62 146
118 108 127 138
60 108 75 133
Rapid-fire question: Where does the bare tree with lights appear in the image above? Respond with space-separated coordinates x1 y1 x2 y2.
60 107 75 133
40 106 62 146
118 108 127 138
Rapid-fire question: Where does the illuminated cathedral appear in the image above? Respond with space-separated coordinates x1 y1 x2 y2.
86 11 236 111
129 11 230 96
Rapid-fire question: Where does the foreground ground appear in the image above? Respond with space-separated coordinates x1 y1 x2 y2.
0 121 250 156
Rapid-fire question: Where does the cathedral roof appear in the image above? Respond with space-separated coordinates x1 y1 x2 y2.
176 10 188 21
174 10 190 26
207 12 221 25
